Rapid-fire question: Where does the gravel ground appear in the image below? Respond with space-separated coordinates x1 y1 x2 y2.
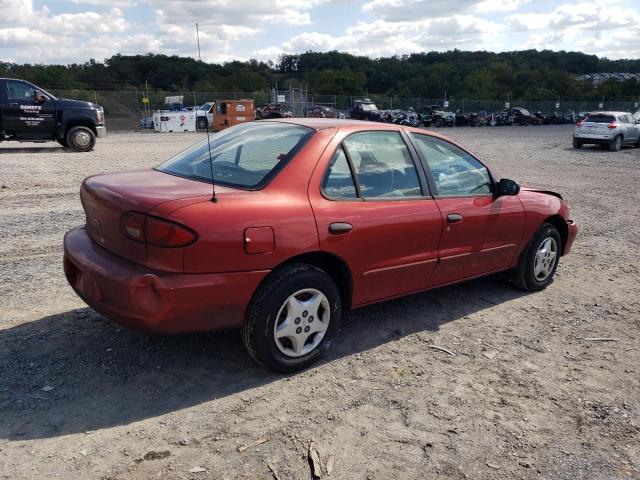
1 126 639 480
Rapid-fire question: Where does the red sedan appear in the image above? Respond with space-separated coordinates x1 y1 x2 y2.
64 119 578 372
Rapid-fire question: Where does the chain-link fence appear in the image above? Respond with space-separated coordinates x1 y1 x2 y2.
48 88 640 130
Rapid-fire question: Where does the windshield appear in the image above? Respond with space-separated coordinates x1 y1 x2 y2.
156 122 314 189
361 103 378 111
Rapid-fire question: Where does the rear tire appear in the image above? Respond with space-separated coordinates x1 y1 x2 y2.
511 223 562 292
572 138 583 149
66 126 96 152
243 263 342 373
609 135 622 152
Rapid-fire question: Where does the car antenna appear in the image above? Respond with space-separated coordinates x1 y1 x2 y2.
196 21 217 203
205 114 217 203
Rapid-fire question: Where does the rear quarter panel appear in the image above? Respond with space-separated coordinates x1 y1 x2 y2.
176 127 338 274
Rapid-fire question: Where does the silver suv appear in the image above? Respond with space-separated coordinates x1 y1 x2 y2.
573 111 640 151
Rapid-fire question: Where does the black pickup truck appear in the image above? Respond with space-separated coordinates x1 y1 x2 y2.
0 78 106 152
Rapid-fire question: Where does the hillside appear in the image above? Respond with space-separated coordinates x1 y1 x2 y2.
2 50 640 101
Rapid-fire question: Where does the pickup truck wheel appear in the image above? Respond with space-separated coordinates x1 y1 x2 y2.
510 223 561 292
66 126 96 152
243 263 341 373
197 117 208 129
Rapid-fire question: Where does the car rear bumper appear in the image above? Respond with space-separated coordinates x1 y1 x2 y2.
63 226 269 334
564 220 578 255
574 132 612 142
95 126 107 138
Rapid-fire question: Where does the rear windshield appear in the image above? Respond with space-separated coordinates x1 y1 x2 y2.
156 122 314 189
585 114 615 123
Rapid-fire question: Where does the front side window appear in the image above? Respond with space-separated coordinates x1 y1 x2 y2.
6 80 35 101
157 122 313 189
412 134 492 196
342 131 422 199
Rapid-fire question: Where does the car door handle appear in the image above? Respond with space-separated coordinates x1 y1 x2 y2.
329 222 353 234
447 213 463 223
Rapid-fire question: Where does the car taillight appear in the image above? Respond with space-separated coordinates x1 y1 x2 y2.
576 120 584 127
120 212 146 243
120 212 197 248
607 122 618 129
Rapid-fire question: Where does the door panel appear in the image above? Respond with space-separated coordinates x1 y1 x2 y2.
313 198 442 305
4 80 56 137
308 130 443 307
409 132 526 286
430 195 524 286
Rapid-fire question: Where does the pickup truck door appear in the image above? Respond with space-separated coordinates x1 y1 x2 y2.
3 79 56 138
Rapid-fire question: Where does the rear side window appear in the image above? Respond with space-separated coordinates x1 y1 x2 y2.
343 131 422 198
157 122 313 189
586 114 615 123
322 147 358 199
412 134 492 196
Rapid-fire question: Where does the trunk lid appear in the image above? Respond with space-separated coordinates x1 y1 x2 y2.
81 169 213 265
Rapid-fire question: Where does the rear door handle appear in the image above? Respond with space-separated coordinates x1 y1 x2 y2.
329 222 353 234
447 213 463 223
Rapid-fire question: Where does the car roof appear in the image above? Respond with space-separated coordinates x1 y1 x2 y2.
262 118 456 142
588 111 630 116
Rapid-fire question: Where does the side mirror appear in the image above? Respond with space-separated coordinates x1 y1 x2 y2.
34 90 46 103
496 178 520 196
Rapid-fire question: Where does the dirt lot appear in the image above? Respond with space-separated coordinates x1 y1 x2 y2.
1 126 639 480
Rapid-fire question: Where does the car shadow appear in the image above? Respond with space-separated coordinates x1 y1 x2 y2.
0 276 528 440
0 145 65 154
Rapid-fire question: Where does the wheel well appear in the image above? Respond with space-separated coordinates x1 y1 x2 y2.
544 214 568 255
277 252 353 309
65 121 96 137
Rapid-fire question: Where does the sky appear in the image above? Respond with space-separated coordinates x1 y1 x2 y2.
0 0 639 65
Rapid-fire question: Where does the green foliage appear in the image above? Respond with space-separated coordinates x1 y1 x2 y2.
1 49 640 100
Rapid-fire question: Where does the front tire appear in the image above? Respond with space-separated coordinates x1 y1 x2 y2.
511 223 562 292
243 263 342 373
197 117 208 129
66 126 96 152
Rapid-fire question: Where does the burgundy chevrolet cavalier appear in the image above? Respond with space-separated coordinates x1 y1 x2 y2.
64 119 578 372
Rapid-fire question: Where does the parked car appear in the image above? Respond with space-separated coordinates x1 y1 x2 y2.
454 110 469 126
309 105 345 119
508 107 534 126
349 98 378 120
531 111 545 125
64 119 578 372
0 77 106 151
487 110 513 126
139 115 154 129
573 111 640 151
421 105 455 127
256 103 292 119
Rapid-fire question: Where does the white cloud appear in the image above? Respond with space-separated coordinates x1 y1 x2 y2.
273 15 504 58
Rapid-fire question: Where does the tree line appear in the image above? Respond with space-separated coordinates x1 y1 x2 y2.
1 49 640 101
